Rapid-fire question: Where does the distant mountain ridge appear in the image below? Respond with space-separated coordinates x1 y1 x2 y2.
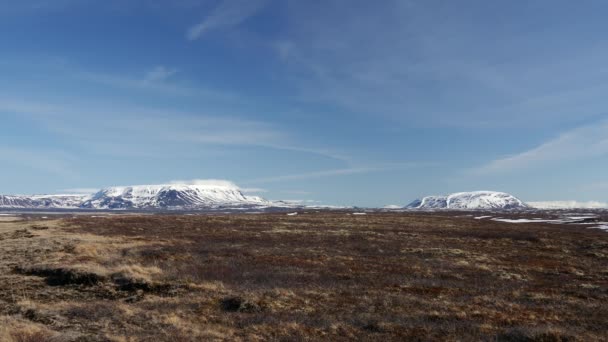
0 184 285 210
0 194 88 209
406 191 529 210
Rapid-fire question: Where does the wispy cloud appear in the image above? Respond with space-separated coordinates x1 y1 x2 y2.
0 58 349 164
247 162 434 184
76 67 233 100
187 0 269 40
1 98 281 146
0 96 357 165
255 143 352 164
475 120 608 174
10 61 351 163
273 1 608 128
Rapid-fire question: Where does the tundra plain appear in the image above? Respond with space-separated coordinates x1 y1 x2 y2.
0 212 607 341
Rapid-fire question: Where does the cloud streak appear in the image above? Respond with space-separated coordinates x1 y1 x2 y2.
76 68 234 100
247 162 435 184
187 0 269 40
0 96 355 165
475 120 608 174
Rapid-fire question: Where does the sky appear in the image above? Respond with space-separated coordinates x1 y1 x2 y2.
1 0 607 207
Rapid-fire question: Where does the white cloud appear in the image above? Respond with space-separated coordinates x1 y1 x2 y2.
84 179 243 190
169 179 239 189
475 120 608 174
527 201 608 209
187 0 269 40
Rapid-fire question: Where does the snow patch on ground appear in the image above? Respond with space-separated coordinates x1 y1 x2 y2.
492 218 559 224
490 215 608 231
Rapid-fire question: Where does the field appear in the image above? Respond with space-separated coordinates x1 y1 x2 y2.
0 211 607 341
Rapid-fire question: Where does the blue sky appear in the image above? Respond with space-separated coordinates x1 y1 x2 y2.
1 0 608 206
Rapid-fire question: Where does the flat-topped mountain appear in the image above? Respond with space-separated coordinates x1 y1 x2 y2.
81 184 270 210
407 191 529 210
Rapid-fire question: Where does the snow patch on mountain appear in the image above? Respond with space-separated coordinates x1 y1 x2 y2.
420 196 449 209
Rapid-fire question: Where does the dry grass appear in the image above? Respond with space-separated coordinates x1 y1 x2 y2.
0 315 60 342
0 212 606 341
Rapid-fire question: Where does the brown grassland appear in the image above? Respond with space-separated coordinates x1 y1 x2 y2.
0 212 607 341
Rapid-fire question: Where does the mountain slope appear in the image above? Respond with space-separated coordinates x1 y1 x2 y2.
408 191 529 210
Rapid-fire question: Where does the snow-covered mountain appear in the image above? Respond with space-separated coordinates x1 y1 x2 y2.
80 184 271 210
0 184 280 210
407 191 529 210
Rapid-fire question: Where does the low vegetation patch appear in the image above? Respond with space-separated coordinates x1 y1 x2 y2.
14 266 105 287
